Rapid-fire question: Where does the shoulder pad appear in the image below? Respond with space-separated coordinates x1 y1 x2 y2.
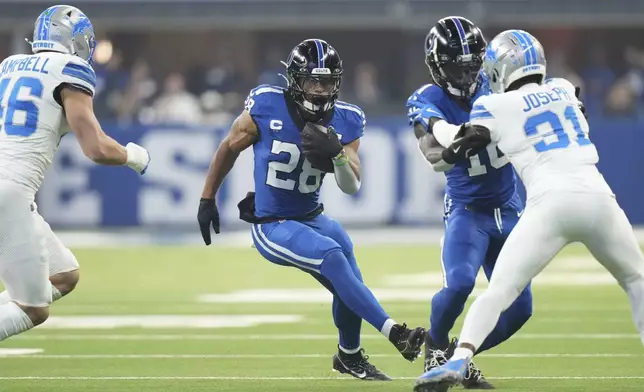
545 78 577 99
334 100 366 144
244 84 284 116
407 84 449 109
470 95 496 121
52 54 96 97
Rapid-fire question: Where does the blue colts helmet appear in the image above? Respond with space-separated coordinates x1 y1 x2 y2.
283 39 343 121
425 16 487 100
31 5 96 64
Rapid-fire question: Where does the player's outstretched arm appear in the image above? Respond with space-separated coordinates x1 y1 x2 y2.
61 86 149 173
198 110 258 244
414 123 453 172
201 110 258 199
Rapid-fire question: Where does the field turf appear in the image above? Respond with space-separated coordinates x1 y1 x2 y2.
0 244 641 391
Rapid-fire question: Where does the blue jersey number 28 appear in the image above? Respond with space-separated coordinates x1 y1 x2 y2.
0 76 44 137
524 105 591 152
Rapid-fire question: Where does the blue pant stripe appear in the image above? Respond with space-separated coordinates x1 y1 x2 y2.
251 224 322 272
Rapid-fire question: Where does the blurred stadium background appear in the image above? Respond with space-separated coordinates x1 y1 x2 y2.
2 0 635 236
1 1 644 392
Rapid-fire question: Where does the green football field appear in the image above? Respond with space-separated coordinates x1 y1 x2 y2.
0 244 642 392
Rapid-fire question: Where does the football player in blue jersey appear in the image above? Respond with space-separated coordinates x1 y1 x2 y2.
198 39 426 380
406 17 534 389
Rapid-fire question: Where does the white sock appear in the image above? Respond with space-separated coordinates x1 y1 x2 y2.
451 347 474 361
51 285 62 302
0 284 63 306
339 345 361 355
623 277 644 343
380 318 397 339
0 302 34 341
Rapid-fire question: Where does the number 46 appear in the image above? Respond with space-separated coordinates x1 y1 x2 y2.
0 76 43 137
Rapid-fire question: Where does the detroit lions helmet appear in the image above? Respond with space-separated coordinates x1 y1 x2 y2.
482 30 547 94
31 5 96 64
283 39 343 121
425 16 487 99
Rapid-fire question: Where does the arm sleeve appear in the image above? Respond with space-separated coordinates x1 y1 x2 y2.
59 57 96 97
470 98 499 143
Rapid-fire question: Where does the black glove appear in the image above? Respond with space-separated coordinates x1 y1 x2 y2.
304 151 335 173
198 198 220 245
301 123 343 172
575 86 587 119
442 123 491 164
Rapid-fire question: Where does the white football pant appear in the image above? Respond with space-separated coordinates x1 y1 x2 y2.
459 192 644 349
0 181 79 307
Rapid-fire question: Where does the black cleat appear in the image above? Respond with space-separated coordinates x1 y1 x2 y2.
332 348 392 381
462 360 495 389
389 323 426 362
423 333 449 373
444 339 495 389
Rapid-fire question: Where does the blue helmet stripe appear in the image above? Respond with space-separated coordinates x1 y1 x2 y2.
510 30 532 65
451 18 470 55
313 39 324 68
38 6 58 41
519 31 538 66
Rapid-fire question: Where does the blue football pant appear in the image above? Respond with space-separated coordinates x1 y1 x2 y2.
251 214 390 350
430 201 533 353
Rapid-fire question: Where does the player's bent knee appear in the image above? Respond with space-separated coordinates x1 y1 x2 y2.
19 305 50 326
321 248 347 266
50 269 80 296
443 277 477 300
319 248 351 277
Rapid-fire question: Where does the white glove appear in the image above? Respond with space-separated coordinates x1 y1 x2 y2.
125 142 150 174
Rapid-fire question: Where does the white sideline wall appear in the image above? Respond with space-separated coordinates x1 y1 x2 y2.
55 227 644 248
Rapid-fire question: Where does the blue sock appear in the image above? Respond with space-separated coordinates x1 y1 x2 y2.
334 296 362 350
478 286 533 353
429 286 471 349
320 250 389 331
310 273 362 351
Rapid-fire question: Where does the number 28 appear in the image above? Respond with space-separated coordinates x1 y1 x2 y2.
266 141 323 193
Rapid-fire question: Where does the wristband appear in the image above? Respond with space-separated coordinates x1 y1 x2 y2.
332 150 349 166
125 142 150 174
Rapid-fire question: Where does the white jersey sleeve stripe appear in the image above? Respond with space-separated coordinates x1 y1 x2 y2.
252 87 283 96
470 110 494 120
335 103 363 116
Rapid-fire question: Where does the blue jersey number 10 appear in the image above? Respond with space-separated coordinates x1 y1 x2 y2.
0 76 44 137
523 105 591 152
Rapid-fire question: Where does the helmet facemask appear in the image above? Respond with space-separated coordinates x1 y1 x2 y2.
426 51 483 100
288 70 341 120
